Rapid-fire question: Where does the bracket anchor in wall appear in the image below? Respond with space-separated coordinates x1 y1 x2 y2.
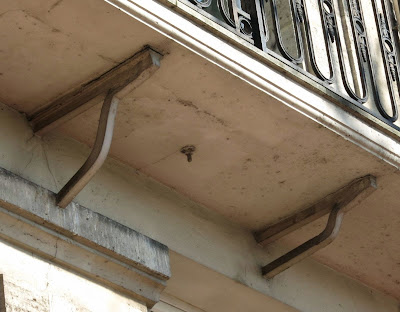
255 175 377 279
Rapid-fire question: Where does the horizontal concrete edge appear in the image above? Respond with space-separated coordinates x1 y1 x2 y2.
105 0 400 170
0 167 171 281
0 207 165 307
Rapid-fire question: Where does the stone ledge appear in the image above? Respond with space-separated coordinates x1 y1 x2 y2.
0 167 170 307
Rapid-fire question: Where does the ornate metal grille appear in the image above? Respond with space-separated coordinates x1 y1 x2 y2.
181 0 400 132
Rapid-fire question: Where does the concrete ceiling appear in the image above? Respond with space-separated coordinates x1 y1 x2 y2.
1 0 400 301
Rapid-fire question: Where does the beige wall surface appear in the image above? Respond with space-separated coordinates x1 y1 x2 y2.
0 240 146 312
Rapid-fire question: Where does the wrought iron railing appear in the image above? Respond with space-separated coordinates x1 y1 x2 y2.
178 0 400 132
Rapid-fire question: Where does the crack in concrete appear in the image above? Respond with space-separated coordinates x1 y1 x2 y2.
23 153 34 172
97 54 119 65
48 0 64 13
0 9 21 18
137 148 180 171
42 145 58 190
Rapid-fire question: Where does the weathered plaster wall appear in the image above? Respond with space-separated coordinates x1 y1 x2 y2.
0 102 398 311
0 240 146 312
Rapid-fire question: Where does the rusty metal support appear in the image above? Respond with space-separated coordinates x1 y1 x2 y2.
258 175 377 278
56 91 119 208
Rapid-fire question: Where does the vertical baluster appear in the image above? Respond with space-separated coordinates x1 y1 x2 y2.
233 0 254 39
335 0 369 102
217 0 254 40
370 0 399 121
242 0 269 51
267 0 304 63
319 0 368 102
301 0 335 82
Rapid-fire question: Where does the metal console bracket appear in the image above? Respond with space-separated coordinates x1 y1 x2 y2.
255 175 377 279
56 90 119 208
28 47 162 208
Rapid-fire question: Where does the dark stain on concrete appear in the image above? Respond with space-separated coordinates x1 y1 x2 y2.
177 98 227 126
48 0 64 13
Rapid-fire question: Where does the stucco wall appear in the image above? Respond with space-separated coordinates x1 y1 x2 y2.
0 240 146 312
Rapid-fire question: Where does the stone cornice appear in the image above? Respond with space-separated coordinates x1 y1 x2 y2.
0 167 170 307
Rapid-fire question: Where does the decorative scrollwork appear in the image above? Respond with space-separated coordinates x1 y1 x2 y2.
388 54 397 81
322 0 336 43
217 0 253 39
327 16 336 42
295 0 304 23
380 13 390 38
218 0 235 27
380 13 398 81
371 0 399 122
190 0 212 8
359 37 368 62
350 0 368 62
238 15 253 37
350 0 360 18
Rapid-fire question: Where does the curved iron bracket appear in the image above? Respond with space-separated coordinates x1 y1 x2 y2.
56 90 119 208
262 204 344 279
258 175 377 279
28 47 162 208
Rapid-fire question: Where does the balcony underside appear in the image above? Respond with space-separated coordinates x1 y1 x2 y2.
1 0 400 301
